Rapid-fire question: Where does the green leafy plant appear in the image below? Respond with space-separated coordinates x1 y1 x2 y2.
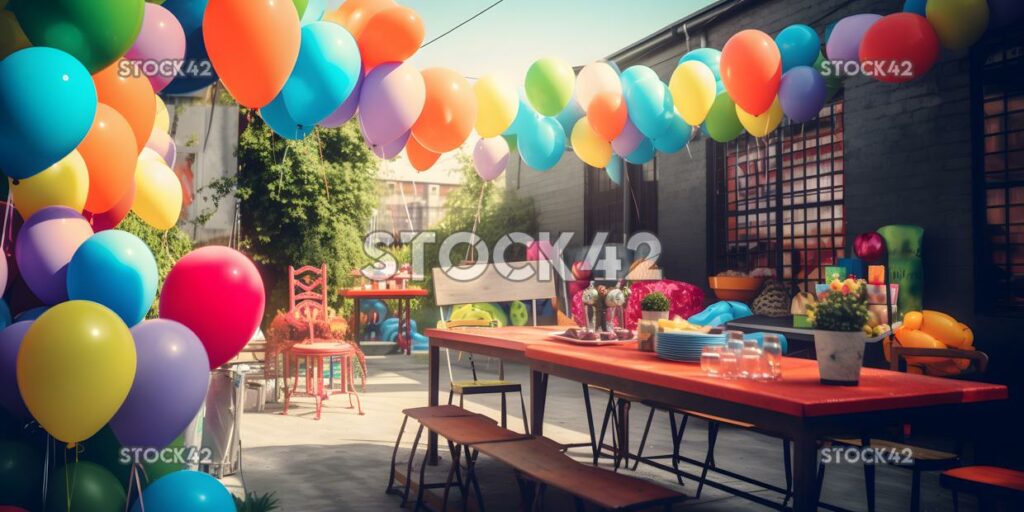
117 212 194 318
233 491 280 512
809 284 869 332
640 292 670 312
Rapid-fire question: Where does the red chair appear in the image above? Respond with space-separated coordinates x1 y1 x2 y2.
281 265 365 419
941 466 1024 511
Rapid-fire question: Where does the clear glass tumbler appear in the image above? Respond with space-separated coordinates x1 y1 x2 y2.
740 339 763 379
762 335 783 381
700 345 724 376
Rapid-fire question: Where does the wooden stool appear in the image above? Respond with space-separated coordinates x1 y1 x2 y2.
283 342 363 419
941 466 1024 511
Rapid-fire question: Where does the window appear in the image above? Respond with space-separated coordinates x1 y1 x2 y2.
583 160 658 243
709 101 845 292
974 24 1024 314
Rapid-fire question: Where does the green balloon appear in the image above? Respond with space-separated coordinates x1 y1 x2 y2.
705 92 745 143
47 461 126 512
11 0 144 73
78 427 185 487
502 134 518 154
525 57 575 116
0 440 43 509
814 53 843 101
292 0 309 17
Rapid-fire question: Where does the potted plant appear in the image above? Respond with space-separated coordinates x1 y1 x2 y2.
638 292 670 352
808 280 871 385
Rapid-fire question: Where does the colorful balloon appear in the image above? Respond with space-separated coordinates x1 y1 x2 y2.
525 57 575 116
587 91 628 142
721 29 781 116
859 13 940 84
669 60 718 126
132 154 183 230
518 116 566 171
110 320 209 449
705 92 745 143
679 48 723 90
10 151 88 219
320 72 363 129
260 99 314 140
161 0 219 95
779 66 826 123
125 3 186 92
272 21 361 128
0 47 97 180
903 0 927 15
814 52 843 100
357 5 423 69
576 62 621 112
12 0 144 73
473 137 510 181
605 156 623 185
15 207 94 305
612 119 644 158
88 180 136 232
474 75 519 138
78 104 139 213
358 62 425 146
132 470 234 512
324 0 394 39
926 0 989 50
154 96 170 133
0 10 30 61
736 97 783 137
652 111 692 153
826 14 882 62
159 246 266 369
203 0 301 108
504 94 540 136
621 66 672 139
775 24 820 72
571 118 612 168
46 461 127 511
625 138 655 165
0 321 32 420
18 301 136 445
146 129 177 169
405 136 440 172
554 95 585 140
92 61 156 154
365 129 409 159
67 231 158 327
412 68 477 153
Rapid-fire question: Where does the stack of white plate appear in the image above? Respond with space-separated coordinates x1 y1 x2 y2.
655 331 727 362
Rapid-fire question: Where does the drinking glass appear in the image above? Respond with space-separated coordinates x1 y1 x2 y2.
762 336 783 381
700 345 724 376
740 339 762 379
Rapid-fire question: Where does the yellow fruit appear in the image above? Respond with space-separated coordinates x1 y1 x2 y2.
925 360 963 377
894 328 948 364
920 310 968 348
902 311 924 330
883 336 893 362
958 323 974 348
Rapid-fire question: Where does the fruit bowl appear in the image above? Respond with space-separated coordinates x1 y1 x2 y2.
707 276 766 302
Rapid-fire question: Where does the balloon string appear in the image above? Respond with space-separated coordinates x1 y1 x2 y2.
125 463 145 512
390 157 415 232
41 433 52 510
465 181 487 262
314 128 331 201
1 190 12 254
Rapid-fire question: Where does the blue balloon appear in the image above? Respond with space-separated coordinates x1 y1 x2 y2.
625 138 655 165
0 47 97 179
273 22 361 127
132 470 234 512
679 48 722 82
518 116 566 171
652 111 692 153
260 99 315 139
779 66 826 123
0 299 10 331
162 0 219 95
902 0 927 15
622 66 673 139
302 0 329 24
775 24 820 72
67 231 158 327
14 306 48 322
504 94 540 136
605 156 622 185
554 96 584 141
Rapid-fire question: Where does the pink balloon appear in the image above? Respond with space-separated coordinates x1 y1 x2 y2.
473 137 510 181
358 62 425 146
321 73 363 128
124 3 187 93
145 129 177 169
612 119 643 157
14 207 94 305
0 253 7 298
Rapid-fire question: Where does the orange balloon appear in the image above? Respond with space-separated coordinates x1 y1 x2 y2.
324 0 394 39
587 91 628 142
92 62 156 154
406 137 441 172
77 104 139 213
720 29 782 116
203 0 301 109
411 68 477 154
358 5 424 70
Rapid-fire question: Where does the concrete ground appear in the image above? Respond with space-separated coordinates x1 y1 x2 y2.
237 354 973 511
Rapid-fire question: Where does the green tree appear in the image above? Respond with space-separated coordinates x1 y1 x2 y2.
117 212 194 318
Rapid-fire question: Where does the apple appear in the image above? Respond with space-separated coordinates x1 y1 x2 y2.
854 232 886 263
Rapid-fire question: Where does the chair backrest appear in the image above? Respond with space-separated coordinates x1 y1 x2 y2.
432 261 555 307
289 264 329 322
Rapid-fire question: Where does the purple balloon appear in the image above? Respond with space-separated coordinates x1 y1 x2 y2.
146 130 177 169
110 319 210 450
321 73 363 129
0 321 33 420
473 137 510 181
358 62 425 147
363 126 410 159
124 3 187 93
825 14 882 63
612 119 644 158
779 66 827 123
15 207 93 305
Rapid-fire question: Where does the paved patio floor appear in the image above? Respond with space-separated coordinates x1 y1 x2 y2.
238 353 973 511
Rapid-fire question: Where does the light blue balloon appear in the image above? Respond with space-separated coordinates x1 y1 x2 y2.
775 24 820 72
260 99 315 139
625 138 655 165
0 47 97 179
13 306 48 322
605 156 622 185
653 111 692 153
518 116 566 171
504 94 540 136
902 0 927 15
273 22 361 127
679 48 722 81
132 471 235 512
67 230 158 327
554 96 584 140
302 0 329 23
0 299 10 331
622 66 673 139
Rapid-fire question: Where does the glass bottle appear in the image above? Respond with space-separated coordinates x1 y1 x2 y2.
740 339 762 379
762 335 783 381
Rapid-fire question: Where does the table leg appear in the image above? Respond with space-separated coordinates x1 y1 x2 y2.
428 342 440 465
404 299 413 355
530 370 548 437
791 433 819 512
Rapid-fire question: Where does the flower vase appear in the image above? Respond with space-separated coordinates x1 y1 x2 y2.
813 331 867 385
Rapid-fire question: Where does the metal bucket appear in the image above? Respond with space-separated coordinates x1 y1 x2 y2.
185 367 248 477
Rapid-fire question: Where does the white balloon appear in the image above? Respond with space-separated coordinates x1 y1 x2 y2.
576 62 622 112
473 137 511 181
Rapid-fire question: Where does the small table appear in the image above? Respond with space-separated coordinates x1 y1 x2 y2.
341 288 429 354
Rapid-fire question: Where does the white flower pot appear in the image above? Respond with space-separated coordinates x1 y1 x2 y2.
813 331 867 385
638 311 668 352
641 311 670 322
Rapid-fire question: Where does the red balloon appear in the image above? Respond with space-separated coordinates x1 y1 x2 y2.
358 5 424 70
721 30 782 116
859 13 939 84
587 91 628 142
411 68 477 153
406 136 441 172
854 232 886 263
159 246 266 369
86 179 136 232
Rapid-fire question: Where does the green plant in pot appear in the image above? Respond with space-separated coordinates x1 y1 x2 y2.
638 292 670 352
809 281 871 385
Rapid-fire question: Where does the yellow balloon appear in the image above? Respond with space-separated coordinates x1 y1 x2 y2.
10 150 89 218
0 10 30 60
154 96 170 133
926 0 989 50
736 98 783 138
571 118 612 168
669 61 717 126
132 155 182 230
17 301 136 445
473 74 519 138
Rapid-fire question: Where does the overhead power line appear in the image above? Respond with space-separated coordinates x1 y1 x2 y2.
420 0 506 49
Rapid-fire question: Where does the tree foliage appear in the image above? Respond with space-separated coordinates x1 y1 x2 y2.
117 211 194 318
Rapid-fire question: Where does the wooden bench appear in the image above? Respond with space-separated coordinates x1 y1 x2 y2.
940 466 1024 510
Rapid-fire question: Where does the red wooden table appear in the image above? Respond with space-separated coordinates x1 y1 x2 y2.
341 288 428 354
423 327 1008 512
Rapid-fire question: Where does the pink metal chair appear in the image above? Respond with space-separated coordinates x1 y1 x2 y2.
281 265 365 419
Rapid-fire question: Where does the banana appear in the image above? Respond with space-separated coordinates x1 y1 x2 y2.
920 310 968 348
894 328 948 364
